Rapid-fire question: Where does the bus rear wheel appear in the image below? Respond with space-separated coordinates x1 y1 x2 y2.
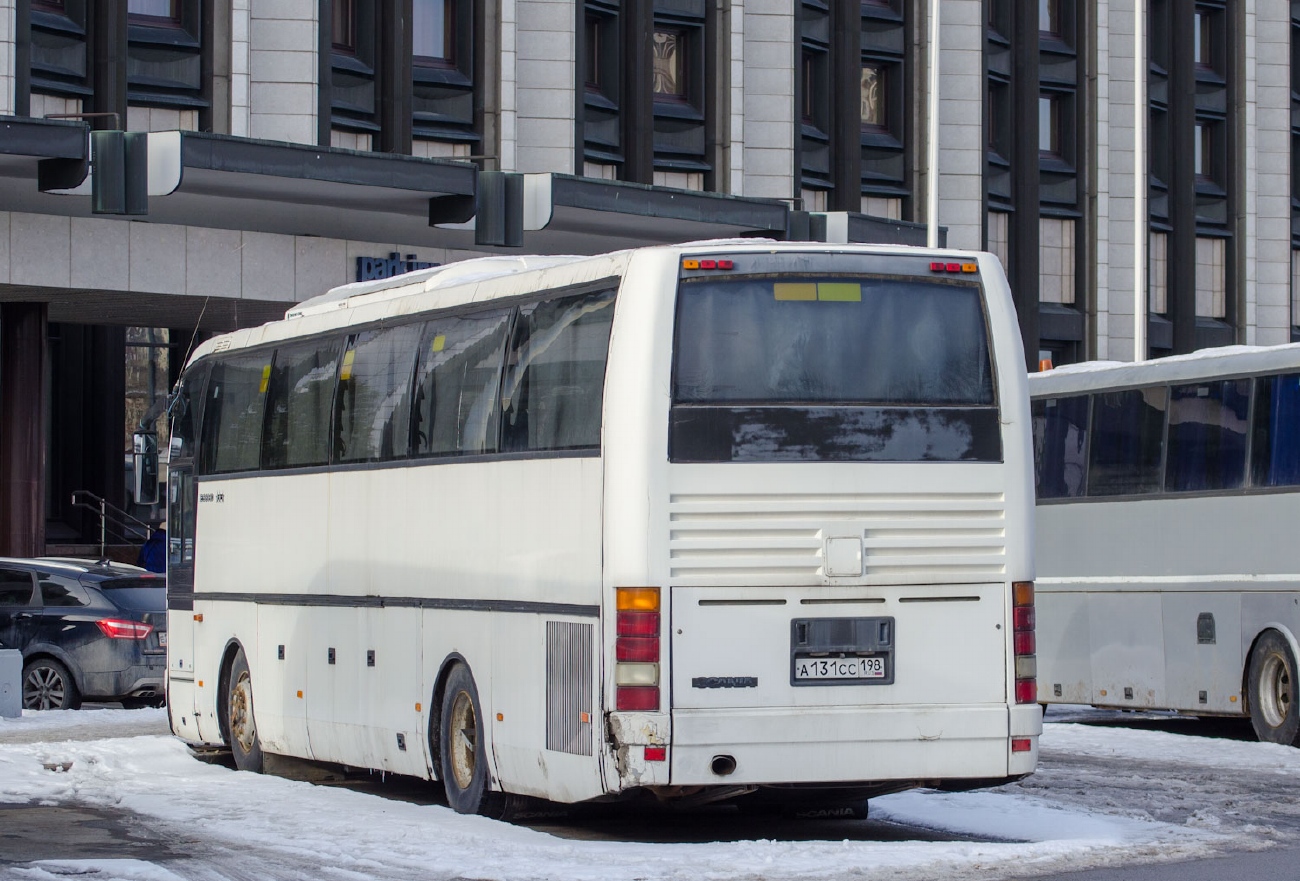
439 664 505 817
227 647 264 772
1248 631 1300 746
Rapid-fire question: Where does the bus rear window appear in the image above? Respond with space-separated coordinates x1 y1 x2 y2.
671 275 1000 463
675 276 993 405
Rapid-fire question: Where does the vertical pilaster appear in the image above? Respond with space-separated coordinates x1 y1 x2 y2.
1169 1 1197 354
0 304 47 558
1011 0 1041 368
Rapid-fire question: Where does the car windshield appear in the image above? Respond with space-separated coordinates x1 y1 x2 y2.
96 578 166 612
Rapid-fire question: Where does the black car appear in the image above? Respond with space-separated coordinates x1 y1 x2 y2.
0 557 167 710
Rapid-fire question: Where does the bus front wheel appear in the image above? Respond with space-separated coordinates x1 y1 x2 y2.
1248 631 1300 746
227 647 264 772
439 664 503 816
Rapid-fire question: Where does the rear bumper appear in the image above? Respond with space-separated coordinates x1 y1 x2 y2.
80 654 167 701
663 704 1040 787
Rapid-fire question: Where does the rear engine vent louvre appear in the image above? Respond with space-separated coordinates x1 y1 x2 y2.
546 621 594 756
668 492 1007 585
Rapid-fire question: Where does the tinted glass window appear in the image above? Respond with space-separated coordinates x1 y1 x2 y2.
262 340 343 469
0 569 34 606
500 290 616 453
1032 394 1089 499
412 310 512 456
98 579 166 611
169 363 209 461
39 575 91 607
1252 373 1300 487
201 352 272 474
335 325 422 463
1165 379 1249 492
674 277 994 405
1087 387 1167 496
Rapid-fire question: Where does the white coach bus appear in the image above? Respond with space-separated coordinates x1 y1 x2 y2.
1031 345 1300 745
165 241 1040 815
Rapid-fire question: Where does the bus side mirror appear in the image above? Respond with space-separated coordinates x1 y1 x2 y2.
133 431 159 506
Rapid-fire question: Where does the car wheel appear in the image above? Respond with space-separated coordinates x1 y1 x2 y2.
438 663 506 817
227 648 264 772
22 658 81 711
1248 630 1300 745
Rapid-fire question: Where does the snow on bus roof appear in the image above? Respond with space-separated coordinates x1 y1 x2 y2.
1029 342 1300 396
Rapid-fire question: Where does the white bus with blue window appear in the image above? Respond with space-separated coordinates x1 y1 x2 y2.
1031 345 1300 745
165 241 1039 816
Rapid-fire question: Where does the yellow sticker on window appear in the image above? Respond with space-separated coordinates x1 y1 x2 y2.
774 283 818 301
432 335 446 353
259 364 271 394
339 349 356 381
817 283 862 302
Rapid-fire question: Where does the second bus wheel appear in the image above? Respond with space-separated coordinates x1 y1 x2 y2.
1248 630 1300 746
227 647 264 772
439 664 505 816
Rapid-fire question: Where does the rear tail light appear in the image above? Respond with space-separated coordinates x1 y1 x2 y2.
96 618 153 640
1012 581 1036 704
616 587 660 712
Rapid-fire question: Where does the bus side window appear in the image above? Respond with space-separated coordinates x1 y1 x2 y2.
412 309 512 457
201 353 272 475
500 290 616 453
1165 379 1249 492
1032 395 1089 500
1251 373 1300 486
261 340 343 470
1087 387 1167 497
334 324 422 463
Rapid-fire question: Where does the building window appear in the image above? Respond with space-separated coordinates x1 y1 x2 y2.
653 30 686 98
859 1 908 206
650 2 709 183
1150 232 1170 315
580 2 622 171
412 0 476 147
585 15 603 89
1039 217 1076 305
987 211 1010 269
333 0 357 53
1040 0 1060 36
127 0 203 109
413 0 452 64
128 0 178 22
1196 237 1227 319
861 65 886 129
1039 94 1062 157
1292 251 1300 333
1195 123 1210 178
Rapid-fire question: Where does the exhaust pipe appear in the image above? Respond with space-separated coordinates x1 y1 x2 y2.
710 754 737 777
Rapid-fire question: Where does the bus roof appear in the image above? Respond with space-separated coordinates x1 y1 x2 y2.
1028 343 1300 397
187 239 997 367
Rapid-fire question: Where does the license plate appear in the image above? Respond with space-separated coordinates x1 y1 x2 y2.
157 632 168 647
793 655 886 681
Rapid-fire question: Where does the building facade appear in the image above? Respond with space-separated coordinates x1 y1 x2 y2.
0 0 1295 554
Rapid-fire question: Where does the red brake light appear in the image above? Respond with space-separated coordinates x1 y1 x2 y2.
1014 679 1038 704
616 636 660 663
1014 631 1036 655
617 610 659 638
1013 606 1035 631
616 685 659 712
96 618 153 640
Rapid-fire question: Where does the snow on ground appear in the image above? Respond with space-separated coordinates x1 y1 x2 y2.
0 708 1252 881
